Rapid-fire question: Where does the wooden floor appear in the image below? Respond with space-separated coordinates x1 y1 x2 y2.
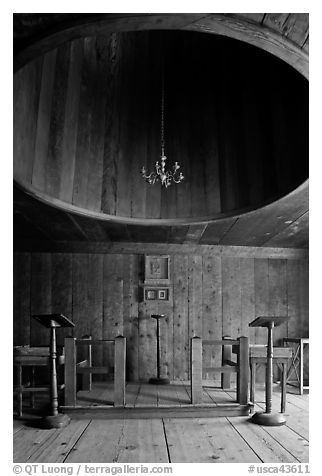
75 380 239 406
13 383 309 463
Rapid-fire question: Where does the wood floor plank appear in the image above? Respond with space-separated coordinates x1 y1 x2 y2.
13 420 25 434
125 382 141 407
157 384 182 406
13 426 57 462
164 417 261 463
252 402 309 462
135 383 158 406
227 416 298 463
254 399 309 441
77 382 114 407
27 420 91 463
204 386 235 404
172 382 191 405
255 387 309 413
64 419 125 462
113 419 169 463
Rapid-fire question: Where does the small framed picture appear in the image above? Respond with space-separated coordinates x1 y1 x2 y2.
158 289 168 300
145 289 157 300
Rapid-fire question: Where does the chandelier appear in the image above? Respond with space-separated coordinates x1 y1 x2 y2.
141 60 184 188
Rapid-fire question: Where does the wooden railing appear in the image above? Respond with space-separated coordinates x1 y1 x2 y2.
64 335 126 407
190 336 249 405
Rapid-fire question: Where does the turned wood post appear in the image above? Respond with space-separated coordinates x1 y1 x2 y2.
221 336 232 390
190 337 202 404
49 321 59 416
114 336 126 407
237 336 249 405
64 337 77 406
266 323 274 413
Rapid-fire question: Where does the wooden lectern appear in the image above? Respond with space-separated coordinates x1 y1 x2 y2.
32 314 75 428
149 314 170 385
249 316 290 426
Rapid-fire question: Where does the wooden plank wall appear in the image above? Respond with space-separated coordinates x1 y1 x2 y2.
13 251 309 382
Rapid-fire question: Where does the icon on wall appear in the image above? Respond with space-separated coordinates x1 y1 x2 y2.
144 255 170 284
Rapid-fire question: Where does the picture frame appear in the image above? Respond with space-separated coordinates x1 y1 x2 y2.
144 255 170 284
145 289 157 300
158 289 168 300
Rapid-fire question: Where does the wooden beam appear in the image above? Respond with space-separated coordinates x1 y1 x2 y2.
14 240 309 259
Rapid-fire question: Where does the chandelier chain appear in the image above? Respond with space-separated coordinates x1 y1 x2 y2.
160 69 165 158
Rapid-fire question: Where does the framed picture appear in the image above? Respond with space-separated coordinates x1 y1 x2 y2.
158 289 168 300
145 289 157 300
142 287 170 302
144 255 170 284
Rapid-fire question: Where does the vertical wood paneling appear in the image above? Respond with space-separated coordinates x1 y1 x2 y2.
103 254 124 374
202 255 222 381
32 50 57 191
101 33 121 216
141 37 161 220
85 35 109 211
239 258 255 343
173 255 189 380
87 255 104 367
59 39 83 202
30 253 52 345
123 255 139 381
51 253 73 346
115 34 135 218
45 44 71 197
222 257 242 338
13 57 43 184
157 295 174 381
13 251 309 383
268 259 288 345
72 254 90 364
188 255 203 339
13 253 31 346
129 34 148 219
138 298 157 381
287 260 309 338
72 38 95 209
254 259 270 345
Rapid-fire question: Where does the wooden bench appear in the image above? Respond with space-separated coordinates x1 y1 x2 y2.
13 346 65 417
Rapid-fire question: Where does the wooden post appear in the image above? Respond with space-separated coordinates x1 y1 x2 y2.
81 335 92 391
221 336 232 390
190 337 202 404
64 337 77 406
114 336 126 407
300 340 304 395
266 323 273 413
281 362 287 413
250 361 256 405
49 322 59 417
237 336 249 405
